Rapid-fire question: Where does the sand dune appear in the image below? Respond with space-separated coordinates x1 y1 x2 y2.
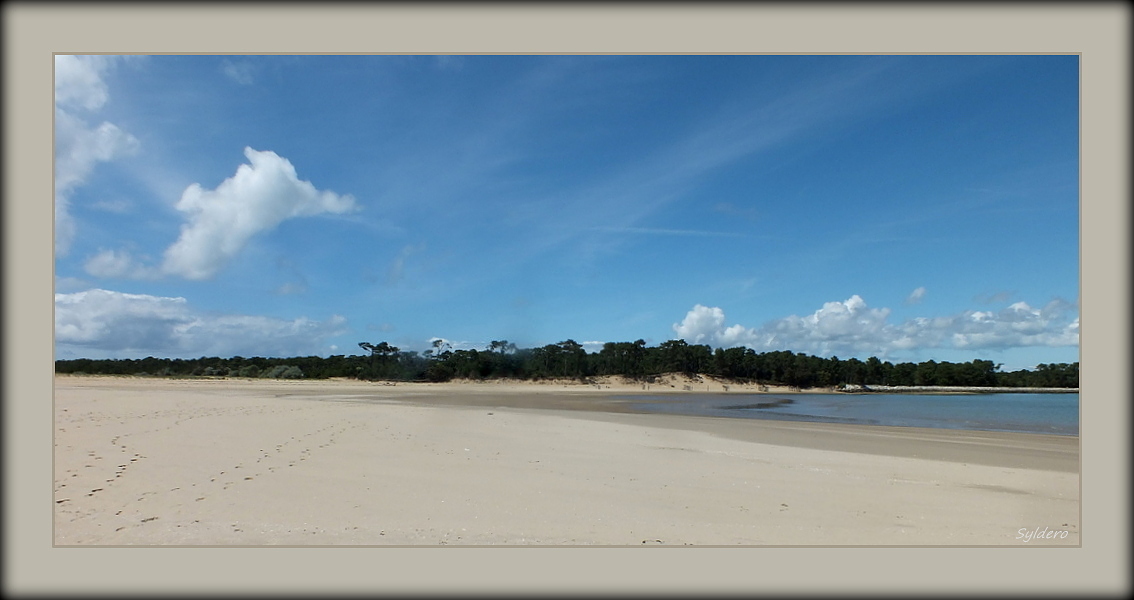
53 375 1078 546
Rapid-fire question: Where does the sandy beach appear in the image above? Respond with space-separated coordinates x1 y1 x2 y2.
53 375 1079 546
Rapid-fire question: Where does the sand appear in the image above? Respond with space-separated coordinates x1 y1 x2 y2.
53 375 1079 546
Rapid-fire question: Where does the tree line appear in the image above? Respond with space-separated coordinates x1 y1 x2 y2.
55 338 1079 389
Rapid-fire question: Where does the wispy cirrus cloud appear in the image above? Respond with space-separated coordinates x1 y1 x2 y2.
386 244 425 286
83 248 157 280
590 226 742 238
220 59 255 85
507 59 909 257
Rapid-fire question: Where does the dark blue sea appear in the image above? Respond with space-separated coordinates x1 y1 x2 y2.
621 393 1079 436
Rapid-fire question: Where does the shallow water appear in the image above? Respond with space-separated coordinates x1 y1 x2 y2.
621 392 1079 436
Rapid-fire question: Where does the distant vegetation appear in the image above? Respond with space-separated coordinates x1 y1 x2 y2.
55 338 1079 389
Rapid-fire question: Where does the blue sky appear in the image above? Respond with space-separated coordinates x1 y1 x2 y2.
54 54 1079 371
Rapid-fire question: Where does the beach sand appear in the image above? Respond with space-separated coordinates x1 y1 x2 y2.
53 375 1079 546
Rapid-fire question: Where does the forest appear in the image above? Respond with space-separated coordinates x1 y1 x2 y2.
55 338 1080 389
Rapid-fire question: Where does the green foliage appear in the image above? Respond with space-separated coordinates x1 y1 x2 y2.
261 365 304 379
54 343 1079 389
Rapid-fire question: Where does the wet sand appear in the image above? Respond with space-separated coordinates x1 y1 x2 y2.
53 376 1079 546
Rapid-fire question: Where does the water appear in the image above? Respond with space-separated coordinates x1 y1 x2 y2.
622 393 1079 436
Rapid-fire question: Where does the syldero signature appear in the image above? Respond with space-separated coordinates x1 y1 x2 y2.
1016 526 1071 542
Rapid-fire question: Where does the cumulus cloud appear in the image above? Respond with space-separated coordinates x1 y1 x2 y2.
905 286 926 304
55 55 140 255
943 299 1081 349
159 147 357 280
673 304 727 345
55 288 347 358
672 295 1079 358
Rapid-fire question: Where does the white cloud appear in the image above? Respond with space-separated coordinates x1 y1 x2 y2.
672 295 1079 358
906 286 926 304
426 337 456 354
55 56 140 255
673 304 726 345
55 55 118 112
581 341 606 353
55 288 348 358
159 147 357 280
944 299 1080 349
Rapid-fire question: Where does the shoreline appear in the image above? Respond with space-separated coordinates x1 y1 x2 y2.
53 372 1078 395
333 389 1080 473
55 374 1081 463
53 372 815 394
53 375 1079 545
840 384 1078 394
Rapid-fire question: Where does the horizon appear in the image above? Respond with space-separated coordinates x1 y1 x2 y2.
54 54 1079 372
53 341 1078 374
